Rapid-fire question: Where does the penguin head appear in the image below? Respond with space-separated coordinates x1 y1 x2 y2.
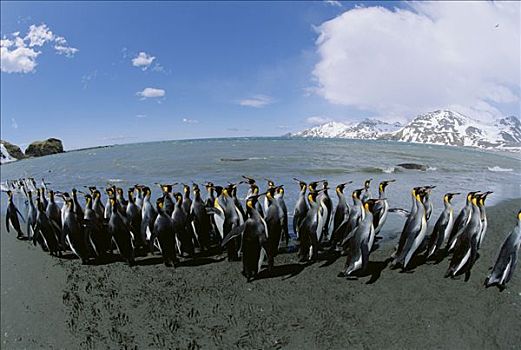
276 186 284 196
183 184 190 193
192 183 200 192
352 189 363 200
379 180 395 192
308 192 317 203
93 190 101 199
518 210 521 221
174 192 183 203
106 188 114 197
363 199 380 213
242 176 256 185
161 184 172 193
308 182 319 193
84 194 92 204
265 179 275 188
127 188 134 200
266 188 275 200
134 185 142 193
364 178 372 189
116 187 124 196
293 178 307 191
466 191 479 202
444 192 460 204
476 191 493 205
336 181 352 193
156 198 164 211
252 184 259 194
28 190 33 199
6 190 13 200
49 190 55 199
213 186 223 196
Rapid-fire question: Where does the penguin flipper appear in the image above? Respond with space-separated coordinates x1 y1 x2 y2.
361 241 370 272
388 208 410 217
505 251 518 284
32 224 41 246
5 213 10 233
221 224 245 247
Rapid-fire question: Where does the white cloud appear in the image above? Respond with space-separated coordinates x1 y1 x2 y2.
132 52 155 70
136 87 166 99
25 24 54 47
182 118 199 124
136 114 147 118
1 23 78 73
55 45 79 57
325 1 342 7
11 118 18 129
1 45 40 73
81 70 97 89
306 116 332 125
313 2 520 120
238 95 273 108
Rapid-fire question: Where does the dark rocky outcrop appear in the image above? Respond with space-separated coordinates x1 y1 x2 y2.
0 140 25 159
397 163 427 171
25 138 64 157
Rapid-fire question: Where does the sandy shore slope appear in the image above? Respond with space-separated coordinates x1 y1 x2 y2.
2 199 520 349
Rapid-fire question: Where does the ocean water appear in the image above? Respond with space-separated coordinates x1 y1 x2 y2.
1 138 520 241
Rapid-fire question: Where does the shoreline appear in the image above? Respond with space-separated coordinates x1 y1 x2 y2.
2 137 520 167
1 198 520 348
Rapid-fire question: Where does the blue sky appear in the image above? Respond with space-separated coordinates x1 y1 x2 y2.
1 1 519 150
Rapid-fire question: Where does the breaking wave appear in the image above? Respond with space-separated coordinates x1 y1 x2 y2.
487 166 513 172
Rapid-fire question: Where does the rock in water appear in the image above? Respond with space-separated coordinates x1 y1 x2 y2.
25 138 64 157
396 163 427 171
0 140 25 161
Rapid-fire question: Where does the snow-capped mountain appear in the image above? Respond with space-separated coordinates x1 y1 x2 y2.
291 110 521 151
389 110 521 150
338 119 402 139
292 119 402 139
293 121 350 138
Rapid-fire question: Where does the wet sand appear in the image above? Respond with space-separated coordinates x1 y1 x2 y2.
2 199 520 349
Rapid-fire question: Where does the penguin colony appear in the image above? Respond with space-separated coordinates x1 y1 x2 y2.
3 176 520 290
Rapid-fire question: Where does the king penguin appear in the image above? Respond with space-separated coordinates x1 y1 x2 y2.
485 210 520 290
445 193 481 280
5 190 25 239
108 198 135 266
151 198 177 267
330 182 352 250
425 192 459 260
392 188 428 270
221 194 269 281
340 199 382 277
292 178 308 240
446 191 479 253
372 180 395 237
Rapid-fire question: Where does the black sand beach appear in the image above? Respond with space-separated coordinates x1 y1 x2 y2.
2 199 520 349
